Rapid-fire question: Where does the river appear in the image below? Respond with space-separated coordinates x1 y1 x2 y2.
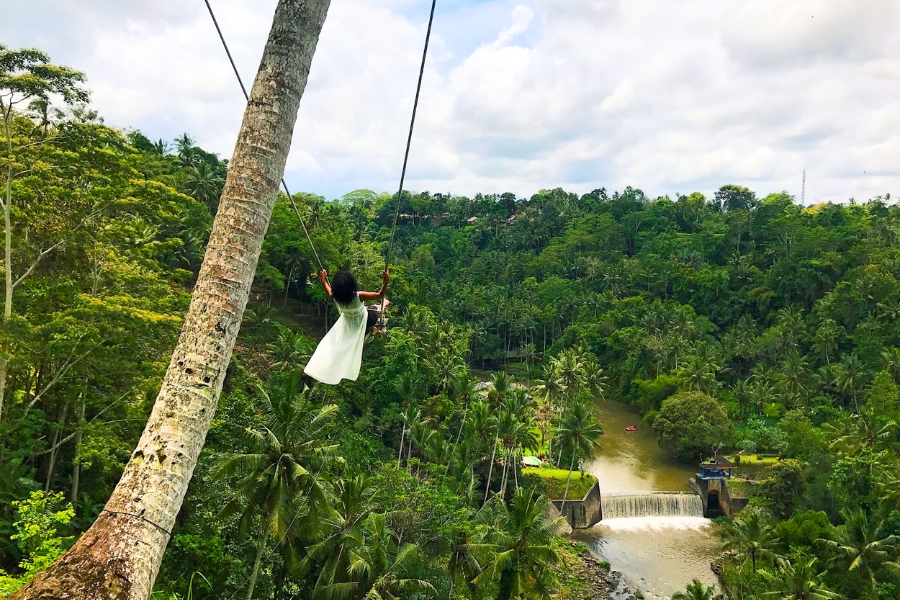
571 399 721 599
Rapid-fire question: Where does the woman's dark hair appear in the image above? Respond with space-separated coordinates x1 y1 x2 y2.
331 271 358 306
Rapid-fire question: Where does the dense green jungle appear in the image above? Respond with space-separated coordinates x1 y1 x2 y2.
3 50 900 600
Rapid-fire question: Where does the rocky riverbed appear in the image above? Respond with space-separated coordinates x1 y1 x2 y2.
567 542 643 600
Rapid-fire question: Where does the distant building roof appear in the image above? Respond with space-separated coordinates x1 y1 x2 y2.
467 216 478 223
522 456 542 467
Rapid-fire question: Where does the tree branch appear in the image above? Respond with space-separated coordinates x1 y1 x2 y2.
13 134 73 151
12 238 66 290
33 386 138 456
11 202 112 291
23 338 93 415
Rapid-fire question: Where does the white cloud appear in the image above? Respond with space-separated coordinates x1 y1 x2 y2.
3 0 899 202
492 5 534 47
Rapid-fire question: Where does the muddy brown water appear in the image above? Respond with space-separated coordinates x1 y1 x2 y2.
571 399 721 599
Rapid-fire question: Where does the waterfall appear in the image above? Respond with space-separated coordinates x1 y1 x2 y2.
601 492 703 519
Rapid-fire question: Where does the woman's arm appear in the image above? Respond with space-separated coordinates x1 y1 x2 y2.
320 270 333 298
359 269 389 301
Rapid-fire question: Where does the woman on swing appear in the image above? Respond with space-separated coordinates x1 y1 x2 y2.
304 268 389 385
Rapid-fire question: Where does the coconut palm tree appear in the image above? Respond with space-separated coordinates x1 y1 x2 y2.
882 347 900 382
509 408 540 492
835 355 867 408
814 320 840 366
678 355 718 395
12 4 334 595
556 403 603 511
448 529 481 599
673 579 716 600
426 433 451 465
779 351 809 407
435 356 463 393
760 557 841 600
395 374 418 466
824 407 897 457
317 513 435 600
495 410 520 499
521 343 538 371
453 446 480 502
173 227 207 273
530 376 566 410
213 373 339 599
183 162 224 213
551 348 586 406
243 305 275 331
451 370 478 407
483 412 501 505
175 132 195 162
446 371 478 478
475 488 561 600
818 509 898 592
407 419 435 463
505 388 535 416
716 508 777 572
531 376 566 459
26 97 62 137
491 370 512 402
583 359 608 400
152 138 169 156
465 400 494 458
310 475 377 596
307 194 326 229
397 405 421 468
267 325 312 371
496 404 539 498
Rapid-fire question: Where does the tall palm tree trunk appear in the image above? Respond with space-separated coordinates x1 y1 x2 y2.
246 526 271 600
44 402 69 492
483 436 498 505
497 568 515 600
11 2 331 598
1 110 14 425
512 450 519 490
444 403 468 479
499 448 510 499
560 453 576 513
282 265 294 308
398 424 406 466
70 392 86 502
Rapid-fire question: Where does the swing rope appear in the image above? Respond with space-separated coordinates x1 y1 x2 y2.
205 0 438 314
203 0 324 273
377 0 438 326
385 0 437 270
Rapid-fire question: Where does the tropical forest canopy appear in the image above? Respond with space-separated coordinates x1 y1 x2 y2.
3 45 900 600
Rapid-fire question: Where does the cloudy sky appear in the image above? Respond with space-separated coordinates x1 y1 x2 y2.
4 0 900 202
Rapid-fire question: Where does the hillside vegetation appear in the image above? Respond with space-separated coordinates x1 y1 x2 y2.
2 48 900 600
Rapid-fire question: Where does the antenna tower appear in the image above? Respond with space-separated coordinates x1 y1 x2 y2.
801 169 806 205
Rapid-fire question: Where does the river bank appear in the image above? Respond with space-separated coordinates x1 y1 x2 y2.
557 541 644 600
576 400 721 597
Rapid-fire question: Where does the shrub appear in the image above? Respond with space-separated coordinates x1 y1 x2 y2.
651 392 733 462
0 491 75 594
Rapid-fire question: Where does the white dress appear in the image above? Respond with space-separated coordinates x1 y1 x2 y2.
304 293 367 385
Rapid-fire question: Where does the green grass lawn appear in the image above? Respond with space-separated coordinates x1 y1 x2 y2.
723 454 780 480
522 467 597 500
726 479 755 498
726 454 779 465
